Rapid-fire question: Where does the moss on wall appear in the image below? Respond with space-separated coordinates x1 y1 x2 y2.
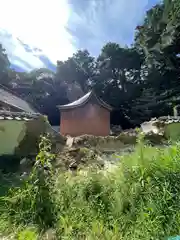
164 123 180 141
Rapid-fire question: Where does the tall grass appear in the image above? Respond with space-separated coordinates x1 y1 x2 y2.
54 142 180 239
1 136 180 239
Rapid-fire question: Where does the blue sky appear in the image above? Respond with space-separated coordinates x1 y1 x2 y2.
0 0 160 71
67 0 160 56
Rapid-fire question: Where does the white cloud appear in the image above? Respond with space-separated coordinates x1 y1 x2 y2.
0 0 160 71
0 0 75 63
67 0 160 55
0 29 46 71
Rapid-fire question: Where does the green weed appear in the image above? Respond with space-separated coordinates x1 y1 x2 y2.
0 135 57 235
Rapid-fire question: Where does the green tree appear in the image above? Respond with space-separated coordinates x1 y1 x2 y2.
92 42 143 127
11 68 68 125
56 50 96 93
0 44 10 85
133 0 180 123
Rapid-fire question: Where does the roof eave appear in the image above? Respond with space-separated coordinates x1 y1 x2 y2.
57 91 93 110
0 85 38 113
0 100 37 113
57 101 113 111
57 91 113 111
0 110 41 118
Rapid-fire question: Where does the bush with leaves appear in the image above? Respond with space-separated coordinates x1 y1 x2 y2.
2 134 56 230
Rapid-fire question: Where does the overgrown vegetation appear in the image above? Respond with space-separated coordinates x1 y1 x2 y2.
0 135 56 238
0 136 180 239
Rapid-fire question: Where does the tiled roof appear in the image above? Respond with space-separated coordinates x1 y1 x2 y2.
0 86 36 113
57 91 112 111
0 110 40 121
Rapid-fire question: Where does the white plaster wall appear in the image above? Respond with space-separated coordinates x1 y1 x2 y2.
0 120 26 155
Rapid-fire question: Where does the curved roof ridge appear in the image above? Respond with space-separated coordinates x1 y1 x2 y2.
57 91 112 111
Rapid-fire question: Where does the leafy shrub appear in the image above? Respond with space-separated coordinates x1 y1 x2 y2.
2 135 56 230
